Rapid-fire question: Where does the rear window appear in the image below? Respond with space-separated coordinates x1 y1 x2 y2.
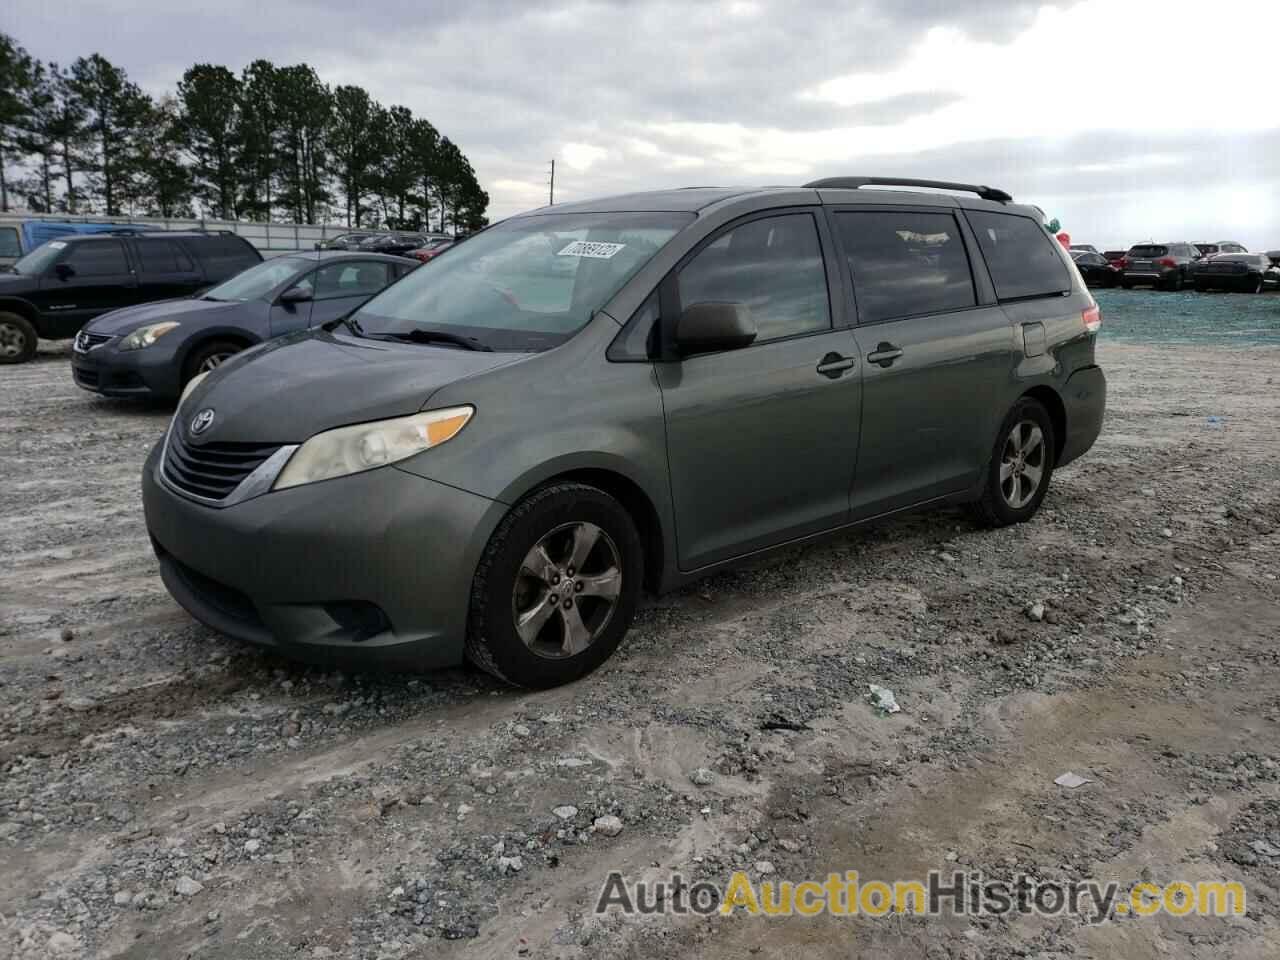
1130 245 1169 258
134 238 194 274
967 211 1071 300
836 211 976 322
184 235 263 280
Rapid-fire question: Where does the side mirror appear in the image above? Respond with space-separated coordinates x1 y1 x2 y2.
675 301 757 357
54 262 75 280
279 284 313 304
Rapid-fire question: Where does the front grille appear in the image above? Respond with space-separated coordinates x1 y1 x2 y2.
163 431 282 502
74 331 112 352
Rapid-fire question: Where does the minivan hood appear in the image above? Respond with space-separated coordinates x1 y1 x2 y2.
186 329 524 445
87 297 239 335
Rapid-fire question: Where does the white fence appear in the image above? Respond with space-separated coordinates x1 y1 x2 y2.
0 211 355 257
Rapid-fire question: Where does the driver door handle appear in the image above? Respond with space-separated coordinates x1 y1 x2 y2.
816 352 857 379
867 342 904 367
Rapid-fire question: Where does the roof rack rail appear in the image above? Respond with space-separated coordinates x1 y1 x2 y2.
803 176 1013 204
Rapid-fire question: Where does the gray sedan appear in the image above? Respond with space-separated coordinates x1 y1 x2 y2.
71 252 417 400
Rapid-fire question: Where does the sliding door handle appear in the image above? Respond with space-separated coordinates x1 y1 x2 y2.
867 342 904 368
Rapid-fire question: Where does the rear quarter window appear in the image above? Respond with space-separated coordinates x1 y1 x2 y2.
966 211 1071 300
0 227 20 258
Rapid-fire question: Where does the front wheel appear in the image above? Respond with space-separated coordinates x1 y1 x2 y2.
969 398 1056 528
0 311 38 364
182 339 243 387
466 482 643 688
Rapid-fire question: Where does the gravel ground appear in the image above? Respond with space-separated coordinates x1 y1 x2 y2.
2 335 1279 960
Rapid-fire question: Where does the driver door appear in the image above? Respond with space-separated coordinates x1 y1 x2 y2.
655 210 862 570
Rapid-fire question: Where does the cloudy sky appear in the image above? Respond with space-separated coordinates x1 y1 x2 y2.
6 0 1279 249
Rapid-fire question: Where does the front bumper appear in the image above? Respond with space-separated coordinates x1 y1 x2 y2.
142 441 507 670
1059 364 1106 468
72 339 184 399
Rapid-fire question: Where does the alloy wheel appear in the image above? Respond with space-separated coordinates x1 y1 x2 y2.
511 521 622 659
999 420 1046 509
198 351 234 373
0 321 26 359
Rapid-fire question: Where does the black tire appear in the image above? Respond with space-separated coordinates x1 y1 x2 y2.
1194 283 1209 293
0 311 38 364
465 482 643 688
1251 277 1265 294
968 398 1057 528
1172 272 1184 291
1120 280 1133 290
182 339 244 386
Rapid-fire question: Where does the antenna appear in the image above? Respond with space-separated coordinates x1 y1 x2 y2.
548 159 556 206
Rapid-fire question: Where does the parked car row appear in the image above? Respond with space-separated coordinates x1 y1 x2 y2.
0 229 418 380
1068 240 1280 293
319 231 458 257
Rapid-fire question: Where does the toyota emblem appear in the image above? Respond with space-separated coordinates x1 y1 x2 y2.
190 408 216 436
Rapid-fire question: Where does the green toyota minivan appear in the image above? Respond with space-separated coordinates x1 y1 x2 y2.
143 177 1105 687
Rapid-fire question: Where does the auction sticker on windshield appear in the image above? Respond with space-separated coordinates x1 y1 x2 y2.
557 240 625 259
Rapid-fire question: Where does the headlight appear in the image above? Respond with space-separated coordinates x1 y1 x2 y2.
273 406 474 490
120 322 180 351
178 371 209 408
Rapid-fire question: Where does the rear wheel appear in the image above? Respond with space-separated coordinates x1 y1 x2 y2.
0 311 37 364
969 398 1056 528
466 482 643 688
182 339 243 386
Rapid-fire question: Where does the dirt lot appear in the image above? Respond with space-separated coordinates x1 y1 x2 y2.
2 336 1279 960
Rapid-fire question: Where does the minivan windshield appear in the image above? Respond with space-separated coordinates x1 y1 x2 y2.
349 211 694 352
11 240 68 276
203 257 307 301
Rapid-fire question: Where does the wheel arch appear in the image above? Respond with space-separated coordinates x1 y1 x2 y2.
513 466 667 594
177 329 260 378
0 297 39 324
1020 384 1066 463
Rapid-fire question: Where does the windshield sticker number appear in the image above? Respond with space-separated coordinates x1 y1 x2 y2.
557 241 625 260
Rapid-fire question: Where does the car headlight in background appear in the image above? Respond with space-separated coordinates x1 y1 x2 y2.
120 322 180 351
273 406 474 490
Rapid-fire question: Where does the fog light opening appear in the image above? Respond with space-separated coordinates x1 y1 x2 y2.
324 601 391 642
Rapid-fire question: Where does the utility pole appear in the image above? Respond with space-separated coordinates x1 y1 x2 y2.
548 159 555 206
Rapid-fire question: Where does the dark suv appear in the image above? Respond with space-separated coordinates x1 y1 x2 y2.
0 231 262 364
1120 242 1200 290
143 176 1105 688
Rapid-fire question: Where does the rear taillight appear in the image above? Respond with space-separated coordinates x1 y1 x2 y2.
1117 257 1129 268
1158 257 1177 268
1082 304 1101 333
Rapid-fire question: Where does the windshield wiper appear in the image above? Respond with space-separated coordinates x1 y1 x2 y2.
366 328 493 352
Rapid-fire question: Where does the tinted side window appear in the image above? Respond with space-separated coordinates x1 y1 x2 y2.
134 239 194 274
678 213 830 343
63 240 129 277
313 261 391 300
967 211 1071 300
188 236 262 281
835 211 975 323
0 227 19 258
